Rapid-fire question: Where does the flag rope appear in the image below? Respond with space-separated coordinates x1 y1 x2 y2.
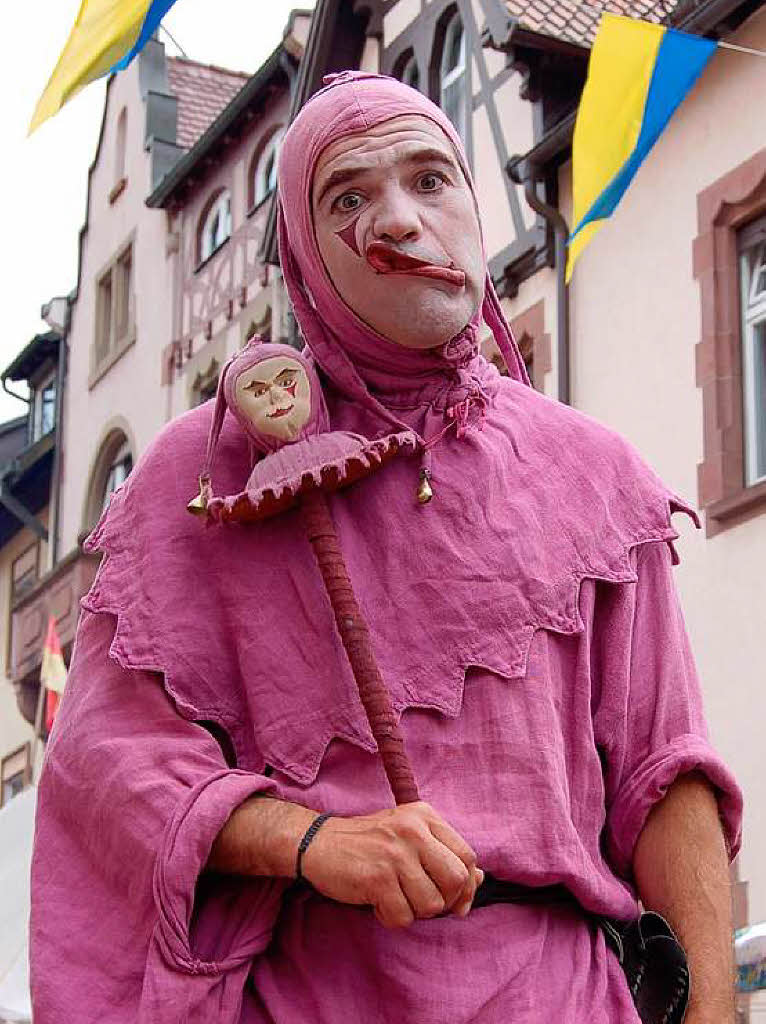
718 41 766 59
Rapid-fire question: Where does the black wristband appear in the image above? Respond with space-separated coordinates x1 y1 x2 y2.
295 813 331 880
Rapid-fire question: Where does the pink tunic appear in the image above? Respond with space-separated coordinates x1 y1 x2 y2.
31 514 741 1023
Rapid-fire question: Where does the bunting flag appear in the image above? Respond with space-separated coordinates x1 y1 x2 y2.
567 14 717 280
30 0 181 134
41 615 67 732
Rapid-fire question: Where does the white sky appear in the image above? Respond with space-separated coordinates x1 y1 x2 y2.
0 0 314 422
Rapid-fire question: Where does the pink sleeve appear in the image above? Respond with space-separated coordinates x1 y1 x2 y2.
31 609 291 1024
592 540 743 882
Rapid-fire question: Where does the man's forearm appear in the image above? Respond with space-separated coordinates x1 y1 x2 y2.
207 796 317 877
632 771 735 1024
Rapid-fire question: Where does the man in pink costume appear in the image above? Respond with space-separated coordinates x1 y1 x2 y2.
30 73 742 1024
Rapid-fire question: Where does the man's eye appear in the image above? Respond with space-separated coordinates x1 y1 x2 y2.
248 383 267 397
418 173 445 191
335 192 362 213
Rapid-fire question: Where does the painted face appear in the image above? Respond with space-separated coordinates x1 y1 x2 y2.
233 356 312 443
312 114 485 350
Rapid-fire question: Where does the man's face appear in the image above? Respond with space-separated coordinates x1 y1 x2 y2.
234 356 311 443
312 115 484 350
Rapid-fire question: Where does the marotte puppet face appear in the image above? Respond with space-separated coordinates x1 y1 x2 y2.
233 356 312 442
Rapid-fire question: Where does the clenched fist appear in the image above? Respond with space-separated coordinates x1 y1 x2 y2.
301 801 484 929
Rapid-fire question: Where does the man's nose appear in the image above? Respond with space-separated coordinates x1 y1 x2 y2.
371 187 421 244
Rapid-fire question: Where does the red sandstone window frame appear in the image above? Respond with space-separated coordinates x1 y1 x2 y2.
692 147 766 536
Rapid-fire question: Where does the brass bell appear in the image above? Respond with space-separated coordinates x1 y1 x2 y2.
417 468 433 505
186 477 209 517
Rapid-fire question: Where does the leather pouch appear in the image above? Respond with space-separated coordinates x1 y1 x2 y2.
599 912 690 1024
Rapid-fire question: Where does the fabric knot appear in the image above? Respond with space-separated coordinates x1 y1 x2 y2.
442 323 479 369
321 71 391 90
446 391 488 440
423 387 488 452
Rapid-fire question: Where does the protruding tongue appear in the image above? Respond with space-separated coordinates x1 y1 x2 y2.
366 243 466 286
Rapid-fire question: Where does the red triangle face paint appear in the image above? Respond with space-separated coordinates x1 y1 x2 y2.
336 214 364 256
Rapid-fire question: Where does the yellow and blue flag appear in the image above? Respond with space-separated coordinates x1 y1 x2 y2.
567 14 717 280
30 0 181 134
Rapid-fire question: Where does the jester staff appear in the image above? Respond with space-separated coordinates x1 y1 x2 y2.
188 338 421 805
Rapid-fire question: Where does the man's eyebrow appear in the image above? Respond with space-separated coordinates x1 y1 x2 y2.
314 147 460 208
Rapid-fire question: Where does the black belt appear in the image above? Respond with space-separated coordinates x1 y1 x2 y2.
472 872 576 910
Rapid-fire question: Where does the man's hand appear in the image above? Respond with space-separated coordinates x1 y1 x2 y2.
301 801 484 928
207 796 483 928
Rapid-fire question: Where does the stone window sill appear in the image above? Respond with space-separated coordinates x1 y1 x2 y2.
88 329 136 390
707 479 766 532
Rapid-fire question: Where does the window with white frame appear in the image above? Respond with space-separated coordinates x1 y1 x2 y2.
31 372 56 442
739 218 766 486
401 53 420 92
439 12 467 143
199 190 232 264
253 129 284 208
101 441 133 514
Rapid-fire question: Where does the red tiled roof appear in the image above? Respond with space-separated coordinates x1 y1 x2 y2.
506 0 680 47
167 57 251 150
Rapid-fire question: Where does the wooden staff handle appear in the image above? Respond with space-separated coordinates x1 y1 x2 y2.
299 489 420 806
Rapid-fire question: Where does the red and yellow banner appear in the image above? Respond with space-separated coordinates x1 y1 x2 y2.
41 615 67 731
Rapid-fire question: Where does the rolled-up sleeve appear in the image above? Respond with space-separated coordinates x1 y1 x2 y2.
31 608 291 1024
592 540 743 881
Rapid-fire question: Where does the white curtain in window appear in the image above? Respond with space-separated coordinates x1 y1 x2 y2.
440 13 466 143
741 238 766 485
254 128 284 207
200 190 232 263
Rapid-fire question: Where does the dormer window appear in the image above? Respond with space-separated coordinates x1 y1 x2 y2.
199 190 232 264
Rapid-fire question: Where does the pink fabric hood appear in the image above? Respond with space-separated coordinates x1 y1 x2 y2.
276 71 529 431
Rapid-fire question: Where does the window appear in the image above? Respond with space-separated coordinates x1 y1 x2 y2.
252 130 284 209
199 190 232 264
93 241 135 381
31 374 56 442
114 246 132 343
740 218 766 486
115 107 127 184
11 543 39 604
102 441 133 514
692 152 766 532
95 269 113 366
439 12 467 143
400 53 420 92
1 744 30 807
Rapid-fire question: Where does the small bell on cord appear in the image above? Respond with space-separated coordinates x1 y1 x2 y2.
417 467 433 504
186 476 210 517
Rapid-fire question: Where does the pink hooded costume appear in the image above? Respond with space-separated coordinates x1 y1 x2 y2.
30 73 742 1024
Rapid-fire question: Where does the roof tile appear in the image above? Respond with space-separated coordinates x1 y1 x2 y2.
506 0 680 47
167 57 250 150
